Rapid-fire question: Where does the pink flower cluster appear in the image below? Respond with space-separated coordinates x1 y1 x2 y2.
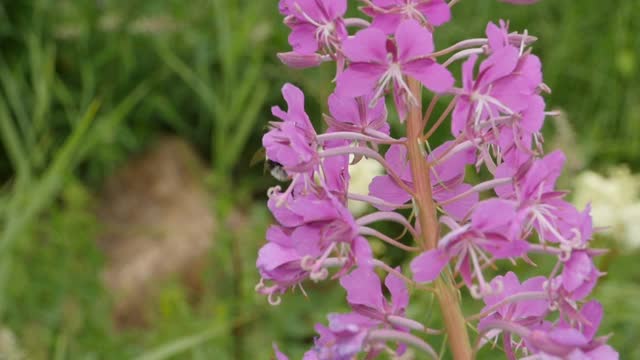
259 1 617 359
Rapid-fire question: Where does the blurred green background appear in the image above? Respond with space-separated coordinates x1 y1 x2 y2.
0 0 638 359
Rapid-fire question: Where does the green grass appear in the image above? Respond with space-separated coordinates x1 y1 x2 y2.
0 0 638 358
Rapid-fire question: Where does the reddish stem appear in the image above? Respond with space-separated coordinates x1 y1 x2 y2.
406 78 473 360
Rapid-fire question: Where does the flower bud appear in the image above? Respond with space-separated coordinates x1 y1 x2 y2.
277 51 324 69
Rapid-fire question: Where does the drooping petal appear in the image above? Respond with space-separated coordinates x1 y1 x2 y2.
288 23 320 54
436 183 479 221
340 266 385 312
335 63 388 98
429 140 475 181
368 175 412 210
403 59 454 93
385 268 409 314
580 300 603 340
257 242 299 273
471 198 517 232
328 93 362 127
411 249 449 283
520 94 545 133
562 251 595 293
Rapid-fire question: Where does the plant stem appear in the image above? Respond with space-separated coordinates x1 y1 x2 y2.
405 78 473 360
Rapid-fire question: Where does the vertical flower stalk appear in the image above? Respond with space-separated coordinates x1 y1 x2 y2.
406 78 473 359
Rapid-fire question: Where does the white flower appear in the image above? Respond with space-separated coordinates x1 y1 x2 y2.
573 166 640 249
348 157 384 216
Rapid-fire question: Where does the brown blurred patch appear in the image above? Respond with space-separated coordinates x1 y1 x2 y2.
96 136 214 328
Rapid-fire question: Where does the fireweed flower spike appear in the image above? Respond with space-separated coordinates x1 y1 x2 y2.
263 1 618 359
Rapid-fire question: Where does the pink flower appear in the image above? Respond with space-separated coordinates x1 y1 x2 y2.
282 0 348 54
257 188 373 303
309 314 377 360
411 199 529 297
481 272 548 321
335 19 453 120
362 0 451 33
453 21 545 161
340 266 409 323
325 91 390 136
561 251 603 300
479 300 617 360
263 83 319 176
369 141 477 220
452 49 543 140
495 151 596 253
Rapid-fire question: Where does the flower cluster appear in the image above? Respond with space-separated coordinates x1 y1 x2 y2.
259 1 618 359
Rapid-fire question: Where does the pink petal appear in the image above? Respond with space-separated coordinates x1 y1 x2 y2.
372 0 396 6
521 95 545 133
451 99 472 136
352 236 374 265
403 60 454 93
562 251 594 293
580 300 603 340
417 0 451 27
293 0 324 21
370 13 402 34
462 54 478 90
485 21 508 51
281 83 312 127
436 183 478 221
384 144 412 179
395 19 434 61
428 140 475 181
368 175 412 210
335 63 387 98
324 0 347 18
479 46 520 84
393 80 408 121
385 267 409 314
411 249 449 283
342 27 389 63
471 199 517 231
257 243 299 272
340 266 385 311
273 343 290 360
328 93 360 125
288 23 319 54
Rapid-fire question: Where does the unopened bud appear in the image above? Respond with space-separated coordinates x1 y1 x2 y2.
278 52 325 69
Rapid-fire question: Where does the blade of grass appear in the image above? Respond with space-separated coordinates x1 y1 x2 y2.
223 82 268 171
133 325 225 360
76 80 151 159
0 100 100 317
0 96 31 179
